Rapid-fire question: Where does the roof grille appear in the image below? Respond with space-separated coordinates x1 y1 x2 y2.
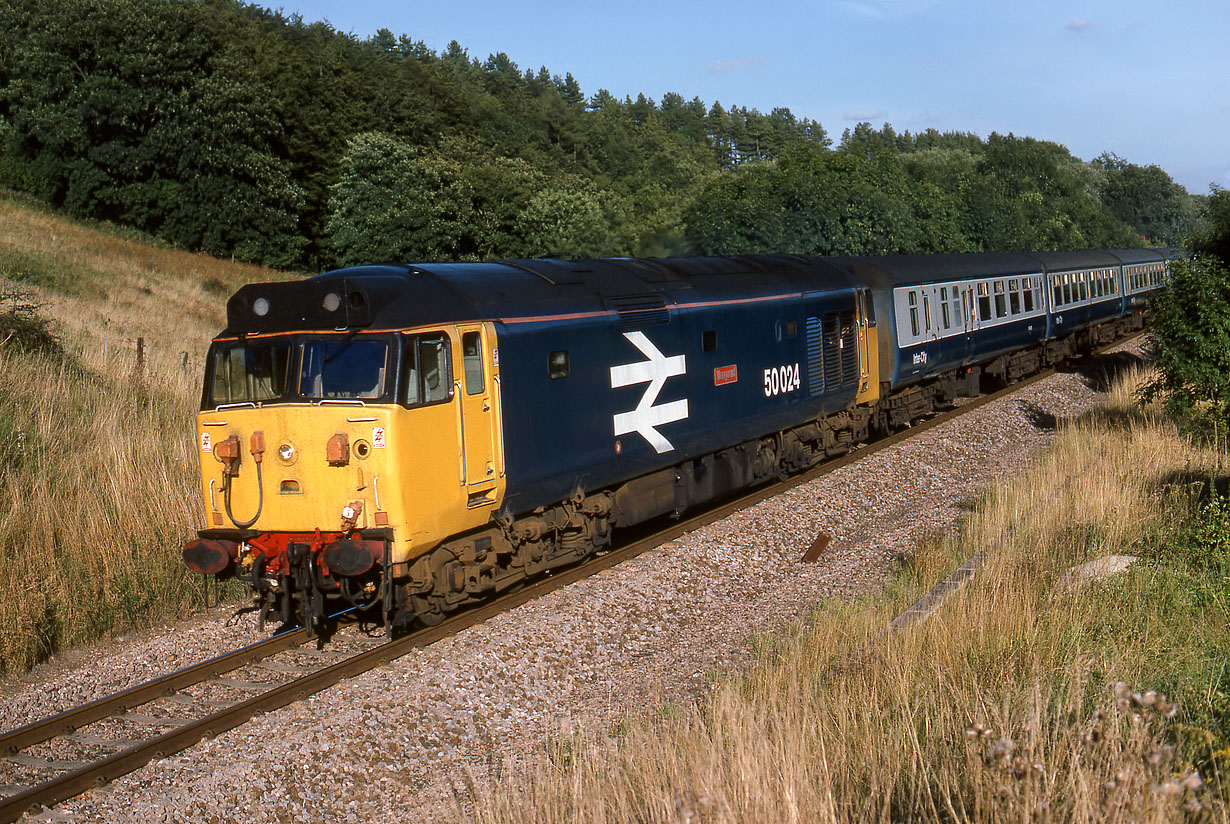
606 293 670 330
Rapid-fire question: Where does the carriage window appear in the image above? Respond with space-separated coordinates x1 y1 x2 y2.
402 333 452 406
1024 285 1035 313
548 350 570 379
1078 273 1088 301
940 287 951 329
977 283 992 322
922 293 932 332
462 332 484 395
993 282 1007 318
1062 275 1072 306
908 292 919 337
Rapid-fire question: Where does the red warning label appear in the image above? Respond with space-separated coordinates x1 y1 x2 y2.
714 365 738 386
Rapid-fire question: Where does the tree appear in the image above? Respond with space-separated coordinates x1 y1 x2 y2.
515 185 627 258
0 0 305 265
1143 188 1230 425
1095 153 1200 246
1144 253 1230 423
326 132 473 265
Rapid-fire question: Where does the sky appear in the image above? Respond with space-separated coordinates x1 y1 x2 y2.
280 0 1229 194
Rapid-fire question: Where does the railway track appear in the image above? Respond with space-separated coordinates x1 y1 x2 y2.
0 342 1139 822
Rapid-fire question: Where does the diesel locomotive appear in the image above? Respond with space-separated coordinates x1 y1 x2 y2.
182 249 1169 633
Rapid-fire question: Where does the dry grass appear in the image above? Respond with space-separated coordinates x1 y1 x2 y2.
472 364 1230 823
0 193 296 673
0 194 288 377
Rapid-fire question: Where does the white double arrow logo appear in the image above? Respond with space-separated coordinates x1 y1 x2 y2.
610 331 688 454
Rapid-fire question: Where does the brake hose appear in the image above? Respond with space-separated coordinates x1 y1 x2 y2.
223 460 263 528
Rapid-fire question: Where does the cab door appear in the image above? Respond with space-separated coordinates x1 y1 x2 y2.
457 324 501 508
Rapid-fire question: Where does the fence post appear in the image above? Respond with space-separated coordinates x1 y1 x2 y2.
133 337 145 383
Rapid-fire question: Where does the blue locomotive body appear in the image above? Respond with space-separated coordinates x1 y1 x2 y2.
482 256 865 517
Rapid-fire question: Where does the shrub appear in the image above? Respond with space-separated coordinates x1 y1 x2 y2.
0 285 63 358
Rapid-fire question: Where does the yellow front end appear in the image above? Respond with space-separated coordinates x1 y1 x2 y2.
198 404 399 539
188 322 506 629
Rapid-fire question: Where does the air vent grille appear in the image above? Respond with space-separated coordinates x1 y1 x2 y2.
607 294 670 330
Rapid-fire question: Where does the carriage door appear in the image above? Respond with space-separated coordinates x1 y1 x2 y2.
961 286 977 363
854 289 878 405
457 324 500 508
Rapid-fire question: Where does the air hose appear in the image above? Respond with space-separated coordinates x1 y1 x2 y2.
224 459 263 528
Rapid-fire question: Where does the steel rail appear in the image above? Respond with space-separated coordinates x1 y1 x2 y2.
0 338 1142 822
0 628 308 757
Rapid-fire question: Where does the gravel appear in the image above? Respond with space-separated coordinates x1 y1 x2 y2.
0 345 1142 822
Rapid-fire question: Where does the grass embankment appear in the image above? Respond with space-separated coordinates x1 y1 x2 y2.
0 194 292 674
476 366 1230 822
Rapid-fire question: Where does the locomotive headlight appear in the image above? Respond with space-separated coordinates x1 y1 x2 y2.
322 292 341 312
252 297 271 317
276 441 297 466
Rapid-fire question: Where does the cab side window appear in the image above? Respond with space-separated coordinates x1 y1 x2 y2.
402 333 453 407
462 332 484 395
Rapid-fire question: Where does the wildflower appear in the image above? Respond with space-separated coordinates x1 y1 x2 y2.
1145 745 1174 767
966 722 993 739
986 737 1016 763
1183 797 1203 814
1181 771 1202 791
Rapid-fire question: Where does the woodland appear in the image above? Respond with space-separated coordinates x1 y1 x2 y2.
0 0 1205 272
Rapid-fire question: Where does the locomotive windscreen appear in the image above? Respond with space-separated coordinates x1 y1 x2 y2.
203 334 394 408
299 338 388 400
208 340 292 405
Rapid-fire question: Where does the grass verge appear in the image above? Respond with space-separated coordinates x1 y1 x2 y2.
472 364 1230 822
0 193 293 675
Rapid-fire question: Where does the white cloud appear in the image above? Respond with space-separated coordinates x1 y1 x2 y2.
1065 18 1093 32
705 57 767 73
843 108 887 121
